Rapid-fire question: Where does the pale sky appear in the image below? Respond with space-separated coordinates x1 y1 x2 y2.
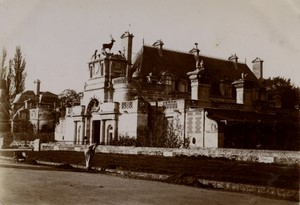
0 0 299 94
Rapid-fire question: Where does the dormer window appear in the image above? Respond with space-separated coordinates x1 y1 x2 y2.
147 73 159 83
219 79 233 98
178 79 188 92
21 112 27 120
160 72 173 85
164 75 172 85
161 72 175 93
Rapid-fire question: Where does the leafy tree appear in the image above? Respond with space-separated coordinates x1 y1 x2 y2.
12 46 26 99
1 47 26 103
58 89 82 107
0 48 7 80
6 60 14 102
1 47 27 103
263 77 300 109
139 112 189 148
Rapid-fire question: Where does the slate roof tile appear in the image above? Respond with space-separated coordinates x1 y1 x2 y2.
132 45 258 83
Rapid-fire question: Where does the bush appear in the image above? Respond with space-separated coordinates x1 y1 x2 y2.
0 132 14 148
110 135 136 146
135 115 190 148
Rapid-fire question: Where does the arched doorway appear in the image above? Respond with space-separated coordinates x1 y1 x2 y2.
107 125 114 144
86 99 100 144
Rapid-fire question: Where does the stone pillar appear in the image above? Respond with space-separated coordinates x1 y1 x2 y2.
104 123 108 145
0 138 3 149
89 120 93 144
113 120 118 141
74 122 77 144
82 120 86 145
33 139 40 151
100 120 105 145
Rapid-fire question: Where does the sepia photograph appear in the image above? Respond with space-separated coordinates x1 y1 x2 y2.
0 0 299 204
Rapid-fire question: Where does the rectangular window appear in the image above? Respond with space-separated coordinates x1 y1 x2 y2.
179 80 188 92
21 113 27 120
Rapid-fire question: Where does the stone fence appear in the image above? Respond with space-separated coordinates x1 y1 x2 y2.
40 143 300 165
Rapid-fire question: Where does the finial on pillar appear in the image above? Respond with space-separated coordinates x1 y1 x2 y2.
189 43 201 69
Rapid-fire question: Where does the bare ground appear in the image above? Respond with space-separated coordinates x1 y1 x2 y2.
1 150 298 191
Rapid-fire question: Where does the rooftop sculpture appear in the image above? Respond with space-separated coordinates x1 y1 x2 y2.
101 34 115 56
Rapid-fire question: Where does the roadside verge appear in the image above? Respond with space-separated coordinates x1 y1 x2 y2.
34 159 299 202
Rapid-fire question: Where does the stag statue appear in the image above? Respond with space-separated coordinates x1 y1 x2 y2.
102 34 115 55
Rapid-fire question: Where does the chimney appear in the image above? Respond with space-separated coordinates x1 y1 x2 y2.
120 31 134 79
152 40 164 57
252 57 263 80
34 79 41 97
24 99 30 109
228 54 238 64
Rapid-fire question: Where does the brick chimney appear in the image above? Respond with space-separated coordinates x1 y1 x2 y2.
34 79 41 96
252 57 263 80
24 99 30 109
120 31 134 79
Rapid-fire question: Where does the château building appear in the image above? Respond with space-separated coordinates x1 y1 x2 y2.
55 31 298 150
11 80 59 138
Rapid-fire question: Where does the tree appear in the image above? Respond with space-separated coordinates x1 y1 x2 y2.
263 77 300 109
58 89 82 107
6 60 14 102
139 111 189 148
0 48 20 103
11 46 26 100
1 47 27 103
0 48 7 80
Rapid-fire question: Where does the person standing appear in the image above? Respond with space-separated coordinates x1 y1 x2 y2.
84 143 98 170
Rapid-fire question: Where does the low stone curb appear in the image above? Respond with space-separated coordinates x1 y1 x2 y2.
40 144 300 166
34 160 299 202
1 156 299 201
36 160 63 166
197 179 299 202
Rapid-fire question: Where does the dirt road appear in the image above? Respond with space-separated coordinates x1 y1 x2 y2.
0 163 296 205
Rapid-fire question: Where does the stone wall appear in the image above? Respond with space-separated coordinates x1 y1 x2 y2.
40 143 300 165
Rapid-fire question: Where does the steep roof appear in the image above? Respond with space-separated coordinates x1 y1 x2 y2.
40 91 58 104
12 90 58 104
12 90 35 104
131 45 258 83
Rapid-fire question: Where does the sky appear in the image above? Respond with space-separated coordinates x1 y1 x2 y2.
0 0 299 94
